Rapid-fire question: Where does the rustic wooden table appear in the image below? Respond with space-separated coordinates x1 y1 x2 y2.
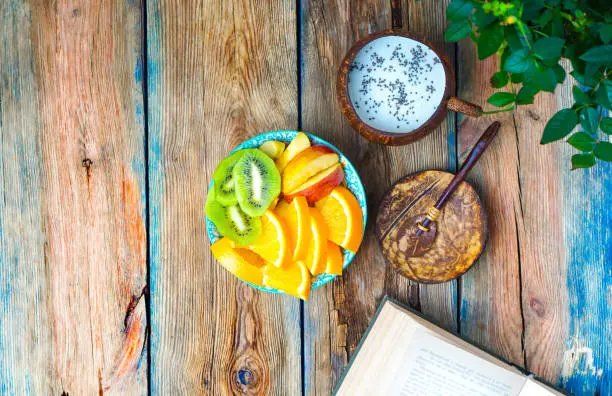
1 1 610 395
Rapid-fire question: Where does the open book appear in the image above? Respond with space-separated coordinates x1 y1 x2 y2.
335 297 565 396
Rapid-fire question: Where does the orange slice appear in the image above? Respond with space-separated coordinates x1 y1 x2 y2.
210 237 265 286
275 197 311 261
304 207 328 276
325 241 343 275
233 248 266 268
315 186 364 253
263 261 312 300
247 210 291 268
268 197 280 209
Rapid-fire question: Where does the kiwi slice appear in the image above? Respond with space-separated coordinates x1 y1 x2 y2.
206 186 262 245
233 149 281 217
212 151 246 206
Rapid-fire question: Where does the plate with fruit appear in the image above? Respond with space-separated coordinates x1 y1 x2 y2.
206 131 367 300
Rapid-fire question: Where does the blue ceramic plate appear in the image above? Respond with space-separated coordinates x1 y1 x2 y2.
206 130 368 293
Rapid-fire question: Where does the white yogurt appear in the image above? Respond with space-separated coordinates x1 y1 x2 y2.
348 36 446 133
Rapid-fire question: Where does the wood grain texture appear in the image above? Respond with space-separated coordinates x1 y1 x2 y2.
555 77 612 395
403 0 458 333
301 0 457 394
0 1 48 394
456 43 526 368
1 0 148 394
146 0 301 394
512 89 568 384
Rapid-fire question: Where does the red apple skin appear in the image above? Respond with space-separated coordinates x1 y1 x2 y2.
282 145 340 193
283 164 344 204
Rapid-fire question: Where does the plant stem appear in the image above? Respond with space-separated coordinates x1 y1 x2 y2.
517 22 533 50
483 106 515 115
532 29 549 37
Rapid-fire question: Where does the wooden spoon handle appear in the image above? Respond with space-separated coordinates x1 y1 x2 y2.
435 121 500 209
417 121 500 233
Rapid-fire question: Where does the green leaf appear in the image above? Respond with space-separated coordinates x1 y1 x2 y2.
600 117 612 134
579 107 600 134
524 65 557 92
593 142 612 161
533 37 565 61
516 85 538 104
523 0 545 20
490 71 509 88
571 153 596 169
447 0 474 21
510 72 524 83
445 20 472 42
601 24 612 44
487 92 516 107
572 86 592 105
551 12 564 37
596 80 612 109
536 67 559 92
473 7 496 27
567 132 595 151
538 9 553 27
579 45 612 64
541 109 579 144
504 49 533 73
553 64 566 83
584 63 602 85
478 24 504 59
563 0 578 10
505 27 524 52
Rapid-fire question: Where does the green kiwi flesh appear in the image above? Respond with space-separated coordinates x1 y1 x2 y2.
206 185 262 245
233 149 281 217
212 151 246 206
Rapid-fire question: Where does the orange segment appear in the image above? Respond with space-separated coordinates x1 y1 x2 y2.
315 186 364 253
325 241 343 275
263 261 312 300
233 248 266 268
268 197 280 209
275 197 311 261
210 238 265 286
247 210 291 268
304 207 328 276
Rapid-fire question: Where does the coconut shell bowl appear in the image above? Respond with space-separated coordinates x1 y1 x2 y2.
337 29 483 146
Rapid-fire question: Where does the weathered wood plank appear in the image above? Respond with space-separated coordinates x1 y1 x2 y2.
456 43 525 367
146 0 301 394
513 89 568 384
301 0 457 393
555 79 612 395
404 0 458 333
458 40 611 396
1 0 147 394
0 1 48 394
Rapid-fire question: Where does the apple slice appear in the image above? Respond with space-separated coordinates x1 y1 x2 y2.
275 132 311 172
259 140 285 159
283 163 344 204
282 145 340 194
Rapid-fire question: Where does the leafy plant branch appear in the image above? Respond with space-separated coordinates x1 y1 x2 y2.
445 0 612 169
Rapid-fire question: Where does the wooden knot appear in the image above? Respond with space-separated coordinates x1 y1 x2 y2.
237 368 254 386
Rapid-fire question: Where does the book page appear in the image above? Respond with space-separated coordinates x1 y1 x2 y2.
388 330 527 396
519 379 565 395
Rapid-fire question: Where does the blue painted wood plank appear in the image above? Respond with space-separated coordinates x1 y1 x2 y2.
1 1 50 393
560 154 612 395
